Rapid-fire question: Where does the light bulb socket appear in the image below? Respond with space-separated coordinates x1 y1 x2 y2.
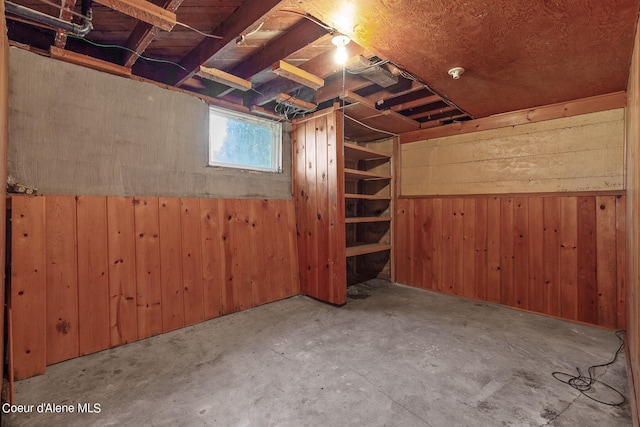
332 34 351 47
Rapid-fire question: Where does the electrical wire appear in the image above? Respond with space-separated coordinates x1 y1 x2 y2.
551 330 626 406
174 21 223 39
279 9 335 32
66 34 189 71
342 113 399 137
236 22 264 45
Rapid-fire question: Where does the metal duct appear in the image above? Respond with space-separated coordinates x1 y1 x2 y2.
5 0 93 37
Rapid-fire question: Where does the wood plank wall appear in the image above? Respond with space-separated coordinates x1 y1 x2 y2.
1 0 9 387
395 195 626 329
292 109 346 305
10 195 300 380
625 15 640 426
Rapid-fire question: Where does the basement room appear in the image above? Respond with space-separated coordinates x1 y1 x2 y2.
0 0 639 426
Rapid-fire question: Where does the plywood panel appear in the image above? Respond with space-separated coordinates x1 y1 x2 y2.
395 194 625 329
315 115 330 301
596 196 617 329
577 197 598 324
475 198 488 300
45 195 79 364
486 197 501 303
543 197 561 317
158 197 184 331
304 119 319 297
401 109 624 196
615 196 627 330
106 197 138 347
249 200 269 306
500 198 514 306
231 199 254 311
11 196 46 379
221 199 238 314
284 200 302 297
200 198 224 319
134 197 162 339
181 198 205 325
77 196 110 356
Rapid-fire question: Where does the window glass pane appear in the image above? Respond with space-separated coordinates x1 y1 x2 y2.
209 107 281 172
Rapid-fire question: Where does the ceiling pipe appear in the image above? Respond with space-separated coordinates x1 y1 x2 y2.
5 0 93 37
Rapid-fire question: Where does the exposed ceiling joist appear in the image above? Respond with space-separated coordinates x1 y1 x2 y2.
93 0 176 31
272 60 324 90
197 65 252 91
227 19 328 80
50 46 132 77
174 0 283 86
122 0 184 68
389 95 441 112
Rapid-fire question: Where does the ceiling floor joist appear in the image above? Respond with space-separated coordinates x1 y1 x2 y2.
276 93 316 111
50 46 132 77
272 60 324 90
198 66 252 92
93 0 176 32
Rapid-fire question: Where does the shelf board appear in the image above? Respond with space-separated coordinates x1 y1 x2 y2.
344 143 391 161
344 168 392 181
345 217 391 224
344 193 392 200
346 242 392 257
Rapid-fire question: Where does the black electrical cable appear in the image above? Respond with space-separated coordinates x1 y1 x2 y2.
551 330 626 406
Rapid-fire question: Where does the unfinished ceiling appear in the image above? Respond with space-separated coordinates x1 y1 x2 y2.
5 0 640 141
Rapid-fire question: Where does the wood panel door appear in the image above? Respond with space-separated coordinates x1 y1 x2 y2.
292 109 346 305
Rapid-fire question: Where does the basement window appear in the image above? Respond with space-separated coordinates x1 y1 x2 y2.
208 106 282 172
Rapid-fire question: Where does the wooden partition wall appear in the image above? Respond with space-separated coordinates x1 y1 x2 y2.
292 109 346 305
625 14 640 426
1 0 9 387
395 194 626 329
10 195 300 380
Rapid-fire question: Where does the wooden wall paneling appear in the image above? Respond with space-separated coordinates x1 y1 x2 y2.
158 197 185 332
11 196 47 379
394 198 411 285
249 200 269 306
528 197 545 313
595 196 618 329
512 197 529 309
106 197 138 347
577 197 598 324
305 119 319 297
315 115 330 301
327 112 344 304
45 195 79 364
284 200 302 297
486 197 501 303
134 197 163 339
543 197 561 317
77 196 110 356
462 198 476 299
180 198 205 325
0 0 8 388
422 199 434 290
200 198 224 319
265 201 285 301
231 199 254 311
221 199 238 314
430 198 443 293
441 198 454 293
559 197 579 321
499 198 514 306
451 198 464 296
293 120 309 295
475 197 488 300
413 199 429 288
616 196 627 329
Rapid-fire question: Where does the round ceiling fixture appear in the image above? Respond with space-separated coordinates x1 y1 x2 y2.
448 67 465 79
332 34 351 64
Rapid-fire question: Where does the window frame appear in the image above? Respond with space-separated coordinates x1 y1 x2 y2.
208 106 283 173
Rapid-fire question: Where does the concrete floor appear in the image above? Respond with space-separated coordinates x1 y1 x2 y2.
2 280 631 427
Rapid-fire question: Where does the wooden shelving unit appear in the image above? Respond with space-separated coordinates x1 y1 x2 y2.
343 142 393 283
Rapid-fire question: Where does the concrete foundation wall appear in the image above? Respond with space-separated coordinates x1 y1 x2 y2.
8 48 292 199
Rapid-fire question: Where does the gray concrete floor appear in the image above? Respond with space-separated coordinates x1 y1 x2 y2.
2 280 631 427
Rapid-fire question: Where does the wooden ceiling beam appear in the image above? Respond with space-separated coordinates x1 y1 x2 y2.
272 60 324 90
197 65 252 91
388 95 441 112
174 0 282 86
93 0 176 31
122 0 184 68
408 105 457 120
53 0 77 49
50 46 132 77
228 19 328 80
250 42 365 106
314 73 372 104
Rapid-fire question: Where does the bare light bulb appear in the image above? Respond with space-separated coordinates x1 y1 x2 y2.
332 34 351 65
